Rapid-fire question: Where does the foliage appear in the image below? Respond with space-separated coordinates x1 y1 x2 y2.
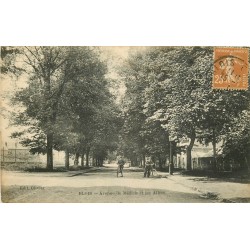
4 46 250 171
120 46 250 170
120 49 171 166
222 110 250 168
8 46 121 169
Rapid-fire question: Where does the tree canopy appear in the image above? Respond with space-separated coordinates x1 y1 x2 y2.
5 46 121 170
120 47 250 170
2 46 249 172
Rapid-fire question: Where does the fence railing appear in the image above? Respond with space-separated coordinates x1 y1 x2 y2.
0 148 41 163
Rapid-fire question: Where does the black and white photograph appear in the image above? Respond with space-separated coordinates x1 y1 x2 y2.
1 46 249 203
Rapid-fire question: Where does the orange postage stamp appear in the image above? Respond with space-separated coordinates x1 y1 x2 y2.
213 47 249 90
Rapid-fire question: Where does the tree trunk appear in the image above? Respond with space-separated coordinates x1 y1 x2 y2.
133 159 136 167
169 141 174 174
212 128 217 171
131 158 136 167
158 156 162 170
74 152 80 166
132 156 138 167
186 147 192 171
163 157 166 168
46 133 53 170
65 148 70 169
245 157 250 173
86 147 90 167
81 152 85 168
186 130 196 171
142 154 146 168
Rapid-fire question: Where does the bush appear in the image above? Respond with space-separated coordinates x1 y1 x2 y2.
1 162 45 171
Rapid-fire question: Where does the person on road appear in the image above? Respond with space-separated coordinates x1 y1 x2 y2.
117 156 125 177
144 157 154 178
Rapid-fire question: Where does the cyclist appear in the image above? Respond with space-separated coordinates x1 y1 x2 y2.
144 156 154 178
117 156 125 177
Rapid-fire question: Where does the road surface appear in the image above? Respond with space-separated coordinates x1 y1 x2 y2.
1 164 248 202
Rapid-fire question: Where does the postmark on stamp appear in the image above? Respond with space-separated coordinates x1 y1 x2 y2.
213 47 249 90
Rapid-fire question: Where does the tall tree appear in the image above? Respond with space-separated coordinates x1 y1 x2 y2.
120 49 170 167
121 46 250 171
10 46 111 170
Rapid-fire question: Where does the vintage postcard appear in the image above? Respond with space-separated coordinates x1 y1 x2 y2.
1 46 249 203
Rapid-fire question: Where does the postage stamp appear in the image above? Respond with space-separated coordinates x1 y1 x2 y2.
213 47 249 90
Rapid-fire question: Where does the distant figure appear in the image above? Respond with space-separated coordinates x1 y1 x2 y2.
117 156 125 177
144 157 154 178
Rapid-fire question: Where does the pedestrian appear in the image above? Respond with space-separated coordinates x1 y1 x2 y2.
117 156 125 177
144 156 154 178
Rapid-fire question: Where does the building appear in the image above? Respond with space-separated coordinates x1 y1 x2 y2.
176 140 219 170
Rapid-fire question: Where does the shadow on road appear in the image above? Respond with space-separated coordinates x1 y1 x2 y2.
67 166 152 179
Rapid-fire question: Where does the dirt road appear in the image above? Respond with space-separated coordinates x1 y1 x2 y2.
1 164 249 202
